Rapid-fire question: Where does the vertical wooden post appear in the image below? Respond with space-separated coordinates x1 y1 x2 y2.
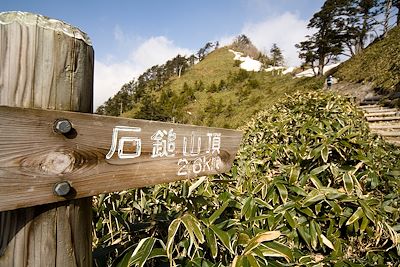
0 11 93 266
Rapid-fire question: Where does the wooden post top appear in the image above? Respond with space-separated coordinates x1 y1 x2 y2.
0 106 243 212
0 10 94 112
0 11 91 45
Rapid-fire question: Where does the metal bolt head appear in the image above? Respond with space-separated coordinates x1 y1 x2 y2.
55 119 72 134
54 181 71 196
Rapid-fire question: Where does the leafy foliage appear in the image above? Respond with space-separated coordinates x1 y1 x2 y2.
93 91 400 266
235 91 400 265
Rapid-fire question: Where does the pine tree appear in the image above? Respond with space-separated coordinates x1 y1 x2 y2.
390 0 400 25
379 0 393 36
233 34 251 46
378 0 400 34
135 94 167 121
296 0 382 74
296 0 343 75
270 43 284 66
334 0 378 55
230 35 259 58
197 42 214 61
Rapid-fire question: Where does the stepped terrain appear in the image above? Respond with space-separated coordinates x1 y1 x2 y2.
360 104 400 145
330 26 400 146
333 25 400 106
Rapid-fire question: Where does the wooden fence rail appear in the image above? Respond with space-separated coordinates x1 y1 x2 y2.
0 11 242 266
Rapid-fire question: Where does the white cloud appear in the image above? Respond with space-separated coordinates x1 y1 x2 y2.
94 35 192 109
219 12 310 67
94 14 310 109
219 35 235 47
130 36 192 70
93 60 140 109
113 24 125 43
242 12 310 66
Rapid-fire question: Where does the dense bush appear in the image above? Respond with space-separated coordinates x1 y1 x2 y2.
93 91 400 266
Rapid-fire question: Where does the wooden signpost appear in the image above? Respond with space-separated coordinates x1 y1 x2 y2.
0 106 242 212
0 12 242 266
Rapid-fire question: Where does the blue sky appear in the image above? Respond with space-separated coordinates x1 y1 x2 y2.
1 0 325 107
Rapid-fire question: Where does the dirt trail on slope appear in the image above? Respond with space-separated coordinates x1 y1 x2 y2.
329 81 376 103
330 82 400 146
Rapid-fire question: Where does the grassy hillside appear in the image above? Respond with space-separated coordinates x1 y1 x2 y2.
334 26 400 95
93 31 400 267
123 47 323 129
167 47 238 89
94 91 400 266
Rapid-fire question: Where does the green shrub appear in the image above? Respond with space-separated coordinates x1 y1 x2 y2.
218 80 227 91
234 60 241 67
233 69 250 83
93 91 400 266
234 91 400 265
247 78 260 89
207 82 218 93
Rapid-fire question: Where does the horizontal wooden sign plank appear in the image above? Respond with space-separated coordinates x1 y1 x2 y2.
0 106 242 211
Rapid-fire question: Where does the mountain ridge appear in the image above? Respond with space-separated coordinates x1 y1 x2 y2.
121 46 323 128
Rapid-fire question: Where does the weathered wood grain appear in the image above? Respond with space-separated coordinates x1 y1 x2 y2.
0 11 93 267
0 11 93 112
0 106 243 212
0 199 92 266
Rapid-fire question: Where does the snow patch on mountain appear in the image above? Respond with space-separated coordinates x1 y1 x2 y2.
229 49 297 74
295 63 341 78
264 66 295 75
283 67 295 75
229 49 262 72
